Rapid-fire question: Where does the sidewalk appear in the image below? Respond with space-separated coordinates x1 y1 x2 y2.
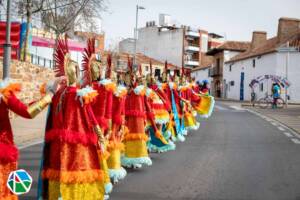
243 105 300 134
11 109 47 147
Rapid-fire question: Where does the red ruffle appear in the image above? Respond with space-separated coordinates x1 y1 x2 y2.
0 143 18 163
45 129 98 146
146 112 155 120
112 115 123 126
152 104 166 110
96 117 108 131
125 110 146 118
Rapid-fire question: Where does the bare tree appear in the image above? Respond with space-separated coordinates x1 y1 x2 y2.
40 0 107 60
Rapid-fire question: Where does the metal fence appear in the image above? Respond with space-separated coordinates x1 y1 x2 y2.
30 54 53 69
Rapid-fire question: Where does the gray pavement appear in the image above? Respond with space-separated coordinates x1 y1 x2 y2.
18 102 300 200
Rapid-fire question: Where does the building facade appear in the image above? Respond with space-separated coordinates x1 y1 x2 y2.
224 17 300 103
119 14 223 70
206 41 250 98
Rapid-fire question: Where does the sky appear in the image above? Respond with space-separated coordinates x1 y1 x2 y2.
101 0 300 47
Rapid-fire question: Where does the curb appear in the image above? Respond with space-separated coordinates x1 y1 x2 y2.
245 108 300 138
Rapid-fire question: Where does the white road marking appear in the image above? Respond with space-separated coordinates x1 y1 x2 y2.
18 139 43 150
291 138 300 144
271 122 278 126
246 108 300 142
229 105 245 111
283 132 293 137
277 126 285 131
215 105 228 110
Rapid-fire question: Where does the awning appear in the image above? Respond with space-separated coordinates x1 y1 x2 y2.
32 36 85 52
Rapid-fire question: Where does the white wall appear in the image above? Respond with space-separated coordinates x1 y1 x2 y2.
119 39 135 54
30 46 83 67
224 52 300 103
191 68 211 84
137 26 183 66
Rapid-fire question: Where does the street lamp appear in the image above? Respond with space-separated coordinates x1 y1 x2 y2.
2 0 11 79
133 5 145 66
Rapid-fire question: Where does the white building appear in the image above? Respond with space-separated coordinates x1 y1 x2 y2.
119 14 223 70
224 17 300 103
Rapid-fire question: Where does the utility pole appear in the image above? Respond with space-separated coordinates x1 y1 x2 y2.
133 5 145 67
3 0 11 79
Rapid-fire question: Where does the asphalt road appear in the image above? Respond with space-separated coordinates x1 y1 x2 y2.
18 102 300 200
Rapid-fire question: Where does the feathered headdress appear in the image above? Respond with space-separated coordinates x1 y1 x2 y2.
106 53 112 78
54 37 69 77
82 37 96 86
127 56 133 74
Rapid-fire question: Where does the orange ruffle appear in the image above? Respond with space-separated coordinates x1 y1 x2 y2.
42 169 104 184
0 194 18 200
105 83 116 92
0 83 21 103
83 91 98 105
124 133 148 141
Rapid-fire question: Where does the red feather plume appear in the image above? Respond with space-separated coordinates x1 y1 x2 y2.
127 56 132 73
138 64 142 76
82 37 96 86
54 37 69 77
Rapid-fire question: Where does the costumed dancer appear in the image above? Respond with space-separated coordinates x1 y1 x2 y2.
179 69 200 131
163 63 187 142
192 80 215 119
146 60 175 153
81 38 113 197
121 57 152 168
39 37 106 200
107 73 127 183
0 80 52 200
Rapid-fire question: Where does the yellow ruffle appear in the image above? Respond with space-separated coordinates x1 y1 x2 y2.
124 140 149 158
42 169 104 184
48 180 104 200
107 148 121 169
124 133 148 141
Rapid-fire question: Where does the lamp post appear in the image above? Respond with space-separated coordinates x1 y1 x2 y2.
3 0 11 79
133 5 145 66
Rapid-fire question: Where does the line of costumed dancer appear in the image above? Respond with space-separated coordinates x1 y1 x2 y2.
0 37 215 200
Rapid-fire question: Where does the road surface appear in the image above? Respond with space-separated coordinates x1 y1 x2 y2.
19 102 300 200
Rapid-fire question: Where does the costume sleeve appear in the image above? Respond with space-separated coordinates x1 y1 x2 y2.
144 95 158 133
156 89 171 111
6 93 31 119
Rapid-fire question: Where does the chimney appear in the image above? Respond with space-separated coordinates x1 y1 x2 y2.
251 31 267 49
277 17 300 42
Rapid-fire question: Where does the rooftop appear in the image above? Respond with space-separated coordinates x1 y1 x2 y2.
206 41 250 55
227 31 300 63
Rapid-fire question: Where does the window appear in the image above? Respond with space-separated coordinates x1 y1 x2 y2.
145 66 149 72
260 83 263 91
229 64 232 72
252 59 256 68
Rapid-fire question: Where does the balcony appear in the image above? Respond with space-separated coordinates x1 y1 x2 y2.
185 60 199 67
186 30 199 38
185 45 200 52
209 67 222 77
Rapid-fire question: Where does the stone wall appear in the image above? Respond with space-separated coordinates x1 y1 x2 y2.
0 59 55 104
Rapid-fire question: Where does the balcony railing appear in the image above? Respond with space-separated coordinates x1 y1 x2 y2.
30 54 53 69
209 67 222 77
185 45 199 52
186 31 199 38
185 60 199 66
